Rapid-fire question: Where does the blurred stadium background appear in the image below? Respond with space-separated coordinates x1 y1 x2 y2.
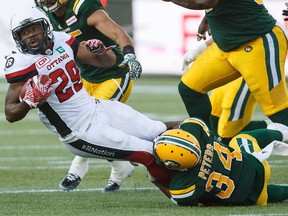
0 0 287 76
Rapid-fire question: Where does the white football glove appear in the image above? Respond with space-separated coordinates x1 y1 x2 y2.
119 53 142 80
21 75 53 109
85 39 116 55
182 42 207 73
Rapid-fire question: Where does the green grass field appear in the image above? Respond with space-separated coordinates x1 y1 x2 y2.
1 76 288 216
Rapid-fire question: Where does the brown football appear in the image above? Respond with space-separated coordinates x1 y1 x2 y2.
19 74 50 101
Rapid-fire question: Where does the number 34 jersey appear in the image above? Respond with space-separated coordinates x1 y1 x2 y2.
4 32 97 139
170 118 265 206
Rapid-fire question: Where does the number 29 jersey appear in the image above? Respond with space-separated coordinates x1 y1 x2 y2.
4 32 97 139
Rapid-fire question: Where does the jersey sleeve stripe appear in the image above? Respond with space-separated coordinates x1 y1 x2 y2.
5 64 37 83
73 0 85 15
170 184 196 196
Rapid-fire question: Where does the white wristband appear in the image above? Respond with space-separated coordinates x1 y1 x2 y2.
196 42 208 54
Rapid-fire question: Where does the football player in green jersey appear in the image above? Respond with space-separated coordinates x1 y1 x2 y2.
34 0 142 192
153 118 288 206
162 0 288 134
182 39 271 145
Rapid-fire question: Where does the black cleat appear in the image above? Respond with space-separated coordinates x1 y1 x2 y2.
59 173 81 191
102 180 120 193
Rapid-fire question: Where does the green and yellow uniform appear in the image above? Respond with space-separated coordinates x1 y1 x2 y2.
169 118 274 206
180 0 288 126
46 0 132 102
206 0 275 52
209 77 258 141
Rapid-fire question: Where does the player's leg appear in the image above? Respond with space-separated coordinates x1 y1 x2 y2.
267 122 288 143
210 77 268 144
228 131 273 206
179 42 240 127
234 26 288 126
103 160 136 192
267 184 288 202
95 99 168 142
88 75 137 192
214 78 256 137
65 98 167 159
59 155 88 190
229 129 283 151
256 125 288 203
60 74 134 191
63 108 171 185
229 127 288 205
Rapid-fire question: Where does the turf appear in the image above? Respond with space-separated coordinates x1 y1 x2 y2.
1 76 288 216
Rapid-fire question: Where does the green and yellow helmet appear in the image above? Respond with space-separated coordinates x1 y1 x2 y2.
34 0 69 13
153 129 201 171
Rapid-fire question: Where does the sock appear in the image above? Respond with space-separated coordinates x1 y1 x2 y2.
268 184 288 202
109 160 135 185
210 115 219 135
242 120 267 132
178 81 212 127
268 108 288 126
68 156 89 179
242 129 282 148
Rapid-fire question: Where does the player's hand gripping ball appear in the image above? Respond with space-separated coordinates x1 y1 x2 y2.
19 74 53 109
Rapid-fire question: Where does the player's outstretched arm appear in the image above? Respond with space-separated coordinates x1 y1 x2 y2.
76 42 116 67
87 9 142 80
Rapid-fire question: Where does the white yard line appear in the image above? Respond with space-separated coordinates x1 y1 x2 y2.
227 215 288 216
0 187 157 194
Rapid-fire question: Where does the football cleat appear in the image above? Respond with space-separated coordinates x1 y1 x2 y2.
59 173 81 191
102 180 120 193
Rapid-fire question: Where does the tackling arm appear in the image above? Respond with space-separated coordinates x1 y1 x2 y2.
76 43 116 67
87 9 142 80
87 9 133 50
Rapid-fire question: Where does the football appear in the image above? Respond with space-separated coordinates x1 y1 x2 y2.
19 74 52 106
